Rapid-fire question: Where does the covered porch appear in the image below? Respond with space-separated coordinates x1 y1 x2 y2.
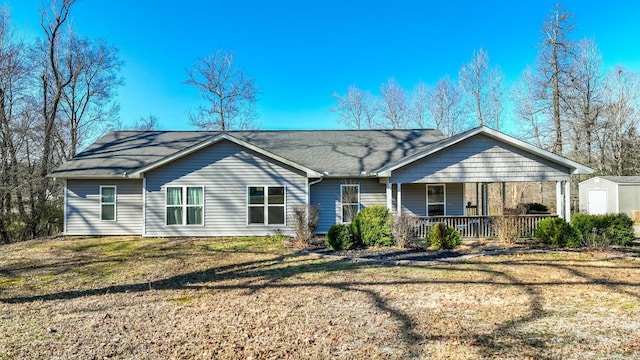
382 181 567 238
372 127 593 239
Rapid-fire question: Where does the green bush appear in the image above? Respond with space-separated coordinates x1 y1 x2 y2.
571 213 634 246
325 224 355 250
428 223 461 250
351 205 393 247
533 217 581 247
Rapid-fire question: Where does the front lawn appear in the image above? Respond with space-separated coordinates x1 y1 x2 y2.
1 236 639 359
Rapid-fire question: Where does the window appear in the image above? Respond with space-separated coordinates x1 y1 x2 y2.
427 184 445 216
100 186 116 221
166 186 204 225
341 184 360 223
248 186 285 225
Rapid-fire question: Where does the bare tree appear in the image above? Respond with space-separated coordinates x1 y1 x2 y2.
0 7 30 242
27 0 77 238
459 47 487 126
331 85 379 129
459 48 505 130
563 38 603 167
58 35 123 158
185 50 258 130
132 114 160 131
512 67 551 149
410 81 429 128
487 68 504 130
426 77 467 136
601 67 640 175
537 4 575 155
380 78 408 129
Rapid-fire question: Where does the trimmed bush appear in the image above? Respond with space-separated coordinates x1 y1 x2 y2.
351 205 393 247
533 217 581 247
571 212 634 247
428 223 461 250
325 224 354 250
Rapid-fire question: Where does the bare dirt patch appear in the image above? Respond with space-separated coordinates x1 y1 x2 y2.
1 236 640 359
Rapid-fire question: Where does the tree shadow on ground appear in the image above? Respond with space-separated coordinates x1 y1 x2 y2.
2 247 640 358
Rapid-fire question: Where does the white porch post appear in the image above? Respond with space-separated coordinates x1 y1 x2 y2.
481 183 489 215
475 183 479 215
556 181 562 218
564 180 571 222
396 183 402 215
386 181 393 212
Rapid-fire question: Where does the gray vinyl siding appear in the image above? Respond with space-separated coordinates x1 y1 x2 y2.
143 140 307 237
391 134 571 184
446 183 464 215
310 178 386 233
578 177 618 214
398 184 425 216
394 183 464 216
66 179 142 235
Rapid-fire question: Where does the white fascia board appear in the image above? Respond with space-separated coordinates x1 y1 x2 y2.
130 133 322 178
375 126 594 176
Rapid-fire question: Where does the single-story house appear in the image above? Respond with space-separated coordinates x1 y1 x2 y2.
579 176 640 218
50 126 593 237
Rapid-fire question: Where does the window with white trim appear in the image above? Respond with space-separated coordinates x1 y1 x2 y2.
100 186 116 221
166 186 204 225
248 186 286 225
427 184 445 216
341 184 360 223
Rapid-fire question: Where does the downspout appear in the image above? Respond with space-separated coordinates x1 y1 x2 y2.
307 175 325 205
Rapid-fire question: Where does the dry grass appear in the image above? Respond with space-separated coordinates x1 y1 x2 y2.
1 236 640 359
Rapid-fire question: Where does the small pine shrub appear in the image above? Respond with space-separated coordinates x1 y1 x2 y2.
325 224 355 250
428 223 461 250
351 205 393 247
608 213 635 246
534 217 581 247
571 212 634 246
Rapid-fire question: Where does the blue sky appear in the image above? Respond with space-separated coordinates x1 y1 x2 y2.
5 0 640 131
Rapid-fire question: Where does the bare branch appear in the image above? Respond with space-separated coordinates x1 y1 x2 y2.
185 50 258 130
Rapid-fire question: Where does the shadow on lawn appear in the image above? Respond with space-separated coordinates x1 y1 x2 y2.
2 248 640 358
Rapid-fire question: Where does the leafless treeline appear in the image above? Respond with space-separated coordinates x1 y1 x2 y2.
0 0 123 242
332 4 640 176
331 47 504 136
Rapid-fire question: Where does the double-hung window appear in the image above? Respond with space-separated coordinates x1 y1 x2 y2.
166 186 204 225
100 186 116 221
427 184 445 216
248 186 285 225
341 184 360 223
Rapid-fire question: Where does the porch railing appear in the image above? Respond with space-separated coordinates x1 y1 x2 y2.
409 215 557 239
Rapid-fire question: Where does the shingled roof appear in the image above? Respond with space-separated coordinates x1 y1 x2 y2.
597 176 640 184
50 129 447 179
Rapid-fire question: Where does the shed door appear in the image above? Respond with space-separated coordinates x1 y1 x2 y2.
588 189 607 215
